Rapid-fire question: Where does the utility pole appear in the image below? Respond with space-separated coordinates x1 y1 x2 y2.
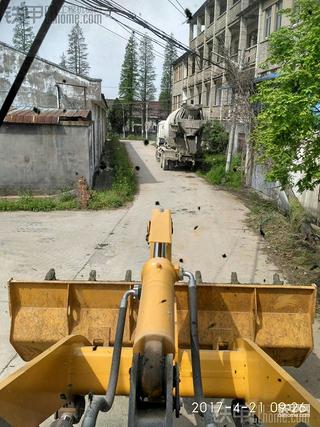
225 89 236 173
0 0 11 22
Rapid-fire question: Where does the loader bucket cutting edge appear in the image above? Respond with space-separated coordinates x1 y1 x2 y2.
8 279 317 367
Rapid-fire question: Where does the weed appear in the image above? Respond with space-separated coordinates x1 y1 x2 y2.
199 154 243 189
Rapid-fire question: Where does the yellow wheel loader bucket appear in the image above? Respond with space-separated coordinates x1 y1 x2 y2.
9 279 316 366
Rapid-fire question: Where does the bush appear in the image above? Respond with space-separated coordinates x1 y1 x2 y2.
202 120 229 153
199 154 243 189
88 139 137 209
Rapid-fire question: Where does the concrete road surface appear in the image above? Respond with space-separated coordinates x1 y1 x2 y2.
0 140 319 427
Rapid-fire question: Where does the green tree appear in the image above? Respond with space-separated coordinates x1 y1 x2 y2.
119 34 139 130
138 34 156 136
109 98 126 135
159 37 177 116
59 53 67 69
253 0 320 192
12 2 34 52
66 23 90 76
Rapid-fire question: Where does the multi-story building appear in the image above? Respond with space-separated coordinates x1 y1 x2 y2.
172 0 291 147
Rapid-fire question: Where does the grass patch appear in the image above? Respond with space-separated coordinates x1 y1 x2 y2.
0 138 137 212
198 153 243 189
88 141 137 209
123 134 156 142
0 193 77 212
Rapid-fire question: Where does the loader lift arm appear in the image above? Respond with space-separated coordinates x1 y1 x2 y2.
0 209 319 427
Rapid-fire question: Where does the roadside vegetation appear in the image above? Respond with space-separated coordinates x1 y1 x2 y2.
241 190 320 285
123 133 156 141
253 0 320 192
199 154 243 189
88 139 137 209
199 119 320 286
198 120 243 189
0 138 137 212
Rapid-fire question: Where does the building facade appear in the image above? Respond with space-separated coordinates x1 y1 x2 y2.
172 0 291 144
172 0 320 219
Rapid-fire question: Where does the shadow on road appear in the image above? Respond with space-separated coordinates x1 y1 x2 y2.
123 141 158 185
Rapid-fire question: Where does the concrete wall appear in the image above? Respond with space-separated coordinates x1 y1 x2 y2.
251 163 289 212
0 41 101 109
251 162 320 218
0 123 93 195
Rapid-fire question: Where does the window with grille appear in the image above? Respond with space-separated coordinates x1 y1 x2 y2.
275 0 283 30
264 6 272 38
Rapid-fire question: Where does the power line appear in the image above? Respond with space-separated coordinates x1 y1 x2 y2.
96 23 165 59
109 15 167 50
174 0 185 13
67 0 227 70
66 0 168 53
77 0 191 51
96 22 128 41
167 0 185 17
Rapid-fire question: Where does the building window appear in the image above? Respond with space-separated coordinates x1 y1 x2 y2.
264 6 272 38
219 0 227 16
208 4 214 24
198 15 205 34
191 55 196 74
206 41 213 66
247 30 257 47
189 87 194 104
214 80 222 106
275 0 283 30
215 33 225 63
184 59 188 77
205 83 211 106
173 67 178 83
183 89 188 102
198 46 204 70
197 85 202 105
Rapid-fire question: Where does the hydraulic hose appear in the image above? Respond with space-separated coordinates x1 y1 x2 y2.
81 289 136 427
183 271 216 427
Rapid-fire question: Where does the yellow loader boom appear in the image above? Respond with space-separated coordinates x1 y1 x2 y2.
0 209 319 427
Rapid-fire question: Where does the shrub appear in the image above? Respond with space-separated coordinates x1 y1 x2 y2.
202 120 229 154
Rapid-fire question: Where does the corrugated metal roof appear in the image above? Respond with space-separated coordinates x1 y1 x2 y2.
4 108 91 124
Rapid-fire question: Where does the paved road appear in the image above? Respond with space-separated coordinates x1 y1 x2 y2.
0 140 319 426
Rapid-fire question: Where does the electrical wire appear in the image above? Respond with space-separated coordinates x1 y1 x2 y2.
167 0 185 17
174 0 185 13
67 0 227 70
96 23 165 59
109 15 167 50
65 0 168 52
77 0 191 51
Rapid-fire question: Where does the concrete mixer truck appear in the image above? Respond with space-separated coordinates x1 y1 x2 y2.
156 104 205 170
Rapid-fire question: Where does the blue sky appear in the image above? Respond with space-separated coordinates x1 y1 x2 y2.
0 0 204 98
